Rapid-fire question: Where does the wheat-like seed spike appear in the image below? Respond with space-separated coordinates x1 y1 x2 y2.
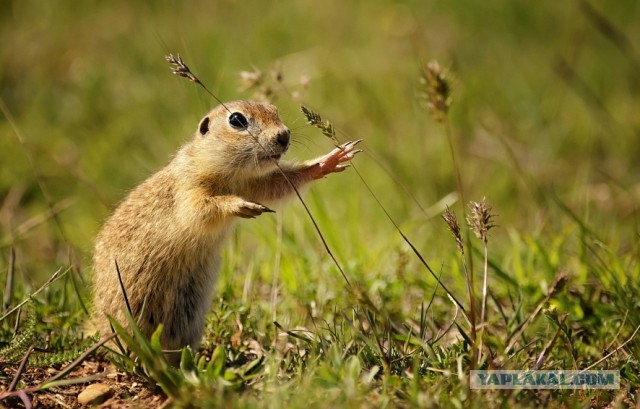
300 105 336 138
301 105 322 126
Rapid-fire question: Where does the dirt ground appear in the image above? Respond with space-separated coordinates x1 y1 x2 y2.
1 359 167 408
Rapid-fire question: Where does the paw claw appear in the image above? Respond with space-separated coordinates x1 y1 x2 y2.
340 139 362 149
235 201 274 219
343 150 363 160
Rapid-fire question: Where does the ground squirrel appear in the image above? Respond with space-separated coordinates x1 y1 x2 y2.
92 100 361 352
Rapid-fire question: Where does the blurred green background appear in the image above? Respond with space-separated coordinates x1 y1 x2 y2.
1 0 638 290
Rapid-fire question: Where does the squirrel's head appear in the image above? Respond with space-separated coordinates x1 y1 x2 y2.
193 100 290 178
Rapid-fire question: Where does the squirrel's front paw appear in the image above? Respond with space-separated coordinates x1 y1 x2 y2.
234 201 275 219
310 140 363 179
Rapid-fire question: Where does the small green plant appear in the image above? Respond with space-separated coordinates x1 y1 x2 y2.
0 300 97 367
107 308 265 406
0 302 37 363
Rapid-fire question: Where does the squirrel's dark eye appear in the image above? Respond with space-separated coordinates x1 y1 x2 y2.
229 112 248 130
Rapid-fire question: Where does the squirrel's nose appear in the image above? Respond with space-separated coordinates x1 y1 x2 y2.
276 129 290 149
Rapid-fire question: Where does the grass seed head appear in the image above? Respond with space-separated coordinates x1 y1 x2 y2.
443 206 464 255
467 198 496 243
165 54 201 85
420 60 453 122
300 105 336 139
239 68 264 91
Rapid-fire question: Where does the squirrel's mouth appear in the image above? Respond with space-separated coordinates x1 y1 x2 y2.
260 153 282 162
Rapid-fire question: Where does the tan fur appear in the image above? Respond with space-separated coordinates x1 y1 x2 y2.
92 100 360 351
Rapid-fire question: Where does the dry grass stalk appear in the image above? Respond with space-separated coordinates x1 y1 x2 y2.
0 267 69 323
298 91 468 315
504 272 568 355
443 207 476 347
467 198 495 364
425 62 479 364
3 248 15 312
534 313 568 369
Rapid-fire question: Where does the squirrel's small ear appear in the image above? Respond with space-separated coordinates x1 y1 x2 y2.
198 116 210 136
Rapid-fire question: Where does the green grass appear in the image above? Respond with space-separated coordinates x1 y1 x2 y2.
1 0 640 407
